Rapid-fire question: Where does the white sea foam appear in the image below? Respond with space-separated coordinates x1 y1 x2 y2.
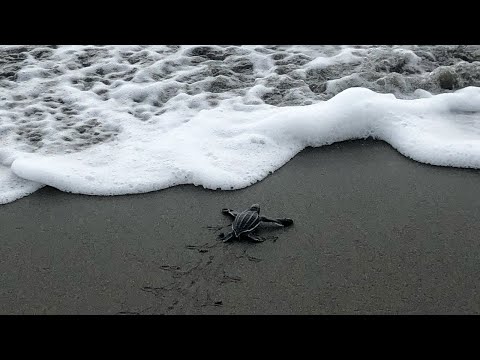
0 165 44 204
1 45 480 204
6 86 480 197
305 47 364 70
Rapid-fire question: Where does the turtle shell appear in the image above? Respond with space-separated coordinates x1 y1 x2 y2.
232 210 260 237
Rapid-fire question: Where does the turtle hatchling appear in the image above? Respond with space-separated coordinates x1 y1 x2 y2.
220 204 293 242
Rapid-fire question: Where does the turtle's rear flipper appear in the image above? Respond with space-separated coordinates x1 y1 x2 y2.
247 233 265 242
220 231 235 243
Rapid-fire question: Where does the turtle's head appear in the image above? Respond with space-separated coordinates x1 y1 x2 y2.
249 204 260 213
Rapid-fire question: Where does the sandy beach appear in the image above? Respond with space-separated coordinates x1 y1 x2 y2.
1 139 480 314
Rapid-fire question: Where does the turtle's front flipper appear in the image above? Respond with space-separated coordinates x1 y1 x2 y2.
260 216 294 226
221 208 238 218
246 233 265 242
220 231 235 243
277 218 294 226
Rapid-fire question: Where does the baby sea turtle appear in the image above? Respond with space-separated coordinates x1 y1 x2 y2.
220 204 293 242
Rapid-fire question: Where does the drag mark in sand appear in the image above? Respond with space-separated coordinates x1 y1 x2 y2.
185 242 218 253
116 307 153 315
221 271 243 284
136 238 269 313
141 285 175 296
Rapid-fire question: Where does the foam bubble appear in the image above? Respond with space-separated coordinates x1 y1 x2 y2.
306 47 364 70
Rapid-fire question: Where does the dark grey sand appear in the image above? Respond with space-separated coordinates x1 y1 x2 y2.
1 139 480 314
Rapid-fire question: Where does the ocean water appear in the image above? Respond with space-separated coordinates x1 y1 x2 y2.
1 45 480 204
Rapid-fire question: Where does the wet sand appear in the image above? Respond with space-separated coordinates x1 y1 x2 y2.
1 139 480 314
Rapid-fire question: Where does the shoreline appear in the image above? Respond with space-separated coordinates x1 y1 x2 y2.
1 139 480 314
